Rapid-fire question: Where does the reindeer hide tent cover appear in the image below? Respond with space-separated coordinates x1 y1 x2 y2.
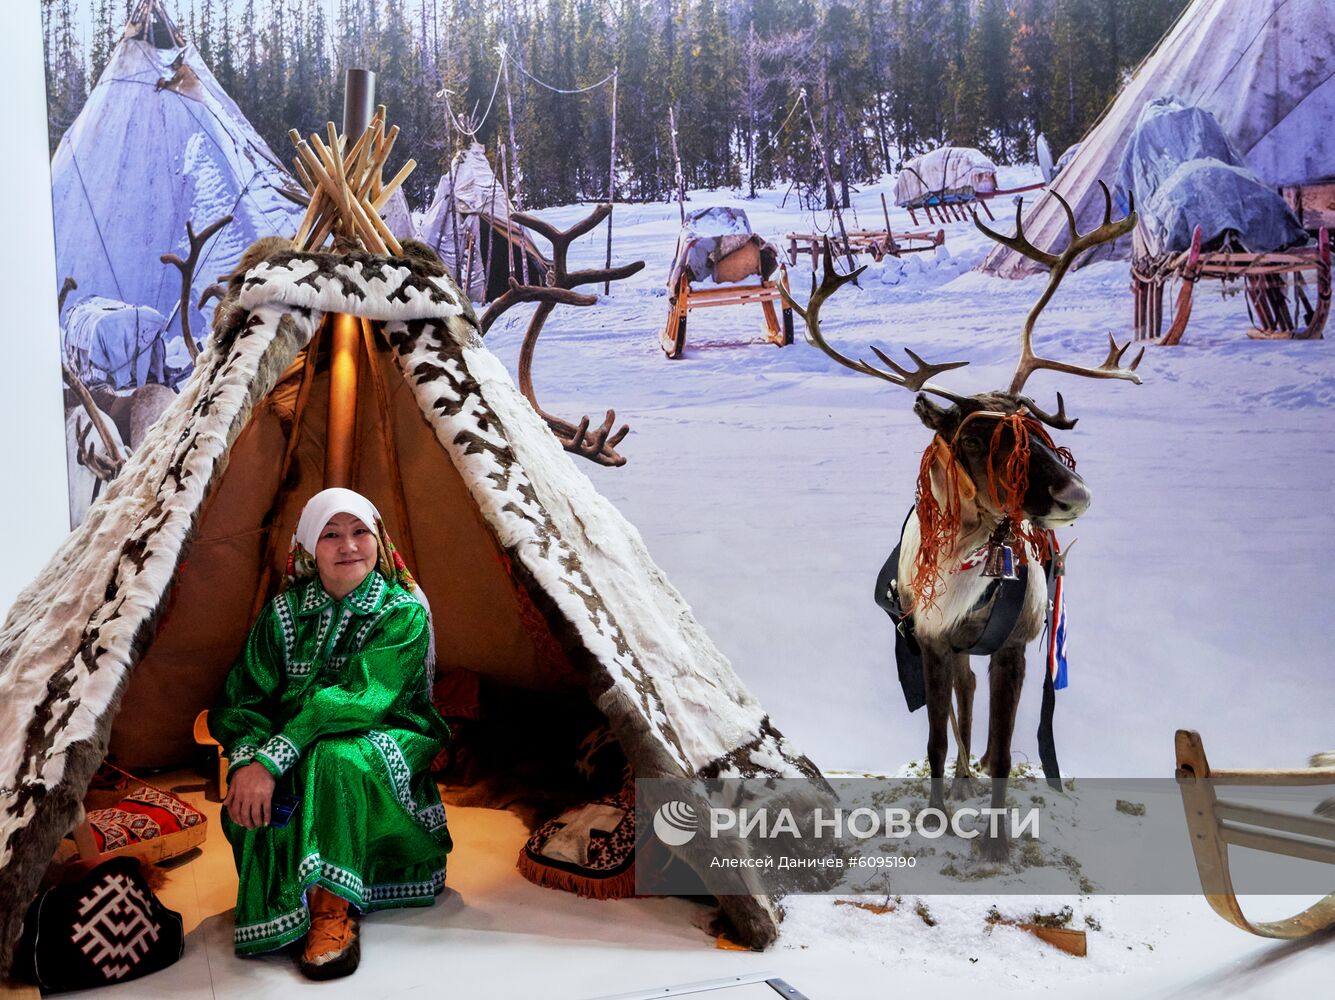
0 246 820 969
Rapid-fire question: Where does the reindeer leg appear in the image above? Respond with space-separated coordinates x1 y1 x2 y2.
980 644 1025 862
950 659 978 801
921 644 951 814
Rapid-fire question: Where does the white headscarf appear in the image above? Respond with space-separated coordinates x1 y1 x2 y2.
289 487 436 669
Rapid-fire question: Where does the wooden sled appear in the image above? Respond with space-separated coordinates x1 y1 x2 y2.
1133 226 1331 344
905 196 994 227
1175 729 1335 939
662 271 794 360
785 228 945 267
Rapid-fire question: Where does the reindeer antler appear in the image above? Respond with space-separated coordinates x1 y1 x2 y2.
478 203 645 468
780 238 972 404
62 360 125 480
162 214 233 361
974 181 1142 400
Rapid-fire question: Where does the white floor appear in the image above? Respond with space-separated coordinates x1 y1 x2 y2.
36 769 1325 1000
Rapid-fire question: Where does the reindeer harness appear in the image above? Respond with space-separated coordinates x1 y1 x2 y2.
875 513 1069 791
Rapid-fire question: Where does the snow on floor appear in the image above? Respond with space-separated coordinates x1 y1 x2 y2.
6 168 1333 996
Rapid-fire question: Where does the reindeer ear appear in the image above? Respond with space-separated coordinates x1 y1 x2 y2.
913 394 955 434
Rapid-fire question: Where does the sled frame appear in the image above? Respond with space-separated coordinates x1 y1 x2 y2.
785 228 945 267
1134 226 1331 344
1175 728 1335 939
661 271 794 360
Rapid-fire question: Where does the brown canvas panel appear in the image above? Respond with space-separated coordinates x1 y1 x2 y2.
110 329 570 769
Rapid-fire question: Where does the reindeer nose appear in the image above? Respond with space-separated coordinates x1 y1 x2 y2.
1051 478 1091 516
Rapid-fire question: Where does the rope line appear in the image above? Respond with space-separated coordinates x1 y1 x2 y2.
439 50 506 136
513 59 616 95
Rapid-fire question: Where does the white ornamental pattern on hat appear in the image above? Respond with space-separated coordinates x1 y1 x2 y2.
69 872 163 980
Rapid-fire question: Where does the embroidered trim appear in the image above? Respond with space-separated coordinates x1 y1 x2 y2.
365 868 446 908
257 733 300 775
228 743 258 768
234 905 307 948
300 579 330 614
320 654 348 682
288 660 313 678
365 730 415 815
273 593 298 668
364 730 449 837
351 591 419 650
325 607 356 656
345 572 387 614
298 852 365 899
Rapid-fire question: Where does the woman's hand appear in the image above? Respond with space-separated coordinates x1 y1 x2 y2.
224 761 277 829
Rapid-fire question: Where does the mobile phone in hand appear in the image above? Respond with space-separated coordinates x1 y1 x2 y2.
270 792 300 828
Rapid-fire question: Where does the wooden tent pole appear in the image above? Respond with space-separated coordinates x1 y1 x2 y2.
325 312 361 488
800 89 857 277
669 106 686 225
604 67 618 294
500 44 530 286
500 143 517 283
360 318 419 574
250 322 325 621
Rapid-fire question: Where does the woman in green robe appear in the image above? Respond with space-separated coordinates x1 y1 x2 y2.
211 487 451 980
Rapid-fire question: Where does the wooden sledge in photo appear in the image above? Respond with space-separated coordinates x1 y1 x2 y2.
1174 729 1335 939
1133 225 1331 344
662 233 793 359
785 227 945 267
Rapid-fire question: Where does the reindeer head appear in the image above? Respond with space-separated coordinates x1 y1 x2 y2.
783 182 1141 581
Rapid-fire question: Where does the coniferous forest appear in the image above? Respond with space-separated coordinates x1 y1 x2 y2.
43 0 1189 211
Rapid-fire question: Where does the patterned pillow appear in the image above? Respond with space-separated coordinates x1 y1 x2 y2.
14 857 184 991
516 783 636 900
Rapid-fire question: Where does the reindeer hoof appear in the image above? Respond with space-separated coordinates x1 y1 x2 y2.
978 828 1010 863
949 772 977 801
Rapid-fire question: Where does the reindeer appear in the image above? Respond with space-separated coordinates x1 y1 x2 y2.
786 183 1141 861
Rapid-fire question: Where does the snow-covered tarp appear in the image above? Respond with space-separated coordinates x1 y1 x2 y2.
668 206 780 290
62 297 170 389
894 147 997 207
1118 99 1307 257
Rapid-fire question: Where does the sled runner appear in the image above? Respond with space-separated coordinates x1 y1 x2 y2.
1175 729 1335 939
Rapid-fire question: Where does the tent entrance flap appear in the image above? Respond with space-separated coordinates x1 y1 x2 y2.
110 322 581 771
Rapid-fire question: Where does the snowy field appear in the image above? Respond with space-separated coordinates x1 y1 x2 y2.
4 164 1333 995
489 167 1335 779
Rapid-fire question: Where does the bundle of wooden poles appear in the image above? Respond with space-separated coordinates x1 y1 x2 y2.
289 105 416 255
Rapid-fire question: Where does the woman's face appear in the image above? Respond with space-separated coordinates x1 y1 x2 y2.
314 512 378 598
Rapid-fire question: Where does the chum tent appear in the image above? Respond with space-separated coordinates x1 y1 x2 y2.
418 142 548 302
982 0 1335 277
49 0 306 364
0 240 821 969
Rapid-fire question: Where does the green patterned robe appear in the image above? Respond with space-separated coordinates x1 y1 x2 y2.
211 571 452 955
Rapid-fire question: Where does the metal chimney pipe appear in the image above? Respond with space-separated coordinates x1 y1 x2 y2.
342 68 376 140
